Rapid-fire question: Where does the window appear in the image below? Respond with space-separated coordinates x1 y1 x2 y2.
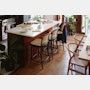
31 15 44 20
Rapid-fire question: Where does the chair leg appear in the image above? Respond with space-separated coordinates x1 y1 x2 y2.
67 64 70 75
52 40 54 48
51 41 53 60
71 64 75 75
62 43 64 51
47 45 50 62
30 45 33 61
56 40 59 53
60 41 64 51
37 48 40 58
49 40 53 60
67 67 70 75
67 58 72 75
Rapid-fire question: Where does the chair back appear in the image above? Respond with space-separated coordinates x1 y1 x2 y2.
74 34 83 45
66 43 78 58
41 34 49 46
51 29 58 40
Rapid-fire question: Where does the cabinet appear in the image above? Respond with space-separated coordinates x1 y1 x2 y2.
0 15 24 41
14 15 23 25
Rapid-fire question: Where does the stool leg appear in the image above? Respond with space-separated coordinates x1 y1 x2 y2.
62 43 64 51
51 41 53 60
52 40 54 48
40 46 43 69
56 40 59 53
37 48 40 58
30 45 33 61
47 45 50 62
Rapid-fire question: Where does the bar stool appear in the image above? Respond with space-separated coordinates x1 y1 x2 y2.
30 33 50 69
48 29 58 55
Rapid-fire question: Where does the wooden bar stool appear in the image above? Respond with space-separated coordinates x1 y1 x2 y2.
30 33 50 69
48 29 58 55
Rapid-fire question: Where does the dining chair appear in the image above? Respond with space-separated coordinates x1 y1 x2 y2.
30 33 50 69
66 43 88 75
74 34 86 52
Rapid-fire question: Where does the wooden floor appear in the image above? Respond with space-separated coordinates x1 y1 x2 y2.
12 35 77 75
1 34 87 75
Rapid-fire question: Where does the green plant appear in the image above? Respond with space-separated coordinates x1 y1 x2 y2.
68 16 76 35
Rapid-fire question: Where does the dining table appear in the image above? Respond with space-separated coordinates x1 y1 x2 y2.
78 36 90 74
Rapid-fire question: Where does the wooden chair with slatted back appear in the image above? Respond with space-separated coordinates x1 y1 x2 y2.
74 34 86 52
66 43 88 75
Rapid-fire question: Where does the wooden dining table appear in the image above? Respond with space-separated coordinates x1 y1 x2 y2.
78 36 90 74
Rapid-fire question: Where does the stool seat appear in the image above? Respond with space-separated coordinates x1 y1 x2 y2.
31 38 42 46
48 34 52 40
48 29 59 54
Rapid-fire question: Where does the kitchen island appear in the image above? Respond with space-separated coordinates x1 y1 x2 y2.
7 20 60 70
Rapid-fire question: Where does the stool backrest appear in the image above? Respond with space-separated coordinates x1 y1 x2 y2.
41 34 49 46
51 29 58 40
